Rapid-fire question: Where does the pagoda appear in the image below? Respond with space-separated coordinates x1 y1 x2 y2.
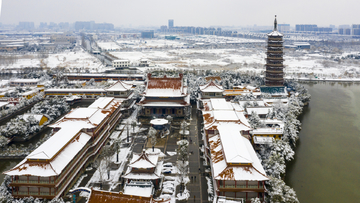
265 15 284 86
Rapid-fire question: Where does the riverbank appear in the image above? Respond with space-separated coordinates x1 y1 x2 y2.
285 82 360 202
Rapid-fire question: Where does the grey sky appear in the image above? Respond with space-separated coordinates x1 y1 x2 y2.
0 0 359 27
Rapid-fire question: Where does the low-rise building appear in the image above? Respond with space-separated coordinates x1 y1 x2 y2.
3 97 124 199
123 149 163 191
138 73 190 117
199 98 268 202
140 59 150 67
199 80 224 99
87 188 169 203
9 79 40 87
112 60 130 69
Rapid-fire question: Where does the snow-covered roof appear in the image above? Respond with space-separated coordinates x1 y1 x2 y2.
138 95 190 107
63 73 144 78
210 98 233 110
144 74 186 97
45 88 106 93
87 188 160 203
10 79 40 83
88 97 114 109
113 59 130 62
217 124 252 164
200 80 224 93
124 161 163 180
213 111 239 121
123 182 153 197
105 80 132 92
267 30 283 37
5 132 91 177
208 129 268 181
150 118 168 125
128 150 159 169
202 99 251 129
4 97 122 177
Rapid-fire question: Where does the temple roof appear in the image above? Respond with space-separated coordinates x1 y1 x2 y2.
200 80 224 93
144 73 186 97
106 80 132 91
87 188 170 203
128 150 159 168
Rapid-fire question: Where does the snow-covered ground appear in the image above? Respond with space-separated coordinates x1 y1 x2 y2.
97 41 121 51
0 49 104 71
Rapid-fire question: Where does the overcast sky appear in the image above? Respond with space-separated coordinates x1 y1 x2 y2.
0 0 359 27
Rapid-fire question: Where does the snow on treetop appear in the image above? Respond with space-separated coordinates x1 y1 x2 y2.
246 107 273 115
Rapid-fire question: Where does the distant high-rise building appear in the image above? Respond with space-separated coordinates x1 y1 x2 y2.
278 24 290 32
168 19 174 28
352 24 360 35
39 22 48 29
295 24 332 33
339 24 350 29
160 25 167 32
141 30 154 38
295 24 317 32
339 28 344 35
17 22 35 30
345 28 351 35
74 21 113 31
265 16 284 87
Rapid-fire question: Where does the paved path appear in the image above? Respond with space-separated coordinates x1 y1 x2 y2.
185 105 210 203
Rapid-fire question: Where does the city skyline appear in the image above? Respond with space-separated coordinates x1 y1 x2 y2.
0 0 359 27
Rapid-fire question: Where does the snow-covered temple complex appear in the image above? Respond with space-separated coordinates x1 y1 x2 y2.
3 97 124 199
138 73 190 117
199 98 269 202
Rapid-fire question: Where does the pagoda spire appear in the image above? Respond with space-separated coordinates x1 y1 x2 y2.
274 15 277 31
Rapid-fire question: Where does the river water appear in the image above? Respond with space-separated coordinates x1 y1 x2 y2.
285 82 360 202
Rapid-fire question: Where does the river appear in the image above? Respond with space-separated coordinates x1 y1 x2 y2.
285 82 360 202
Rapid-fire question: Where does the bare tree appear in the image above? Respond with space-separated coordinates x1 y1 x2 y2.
148 127 157 152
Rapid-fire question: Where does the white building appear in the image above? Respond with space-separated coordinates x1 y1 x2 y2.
112 59 130 69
